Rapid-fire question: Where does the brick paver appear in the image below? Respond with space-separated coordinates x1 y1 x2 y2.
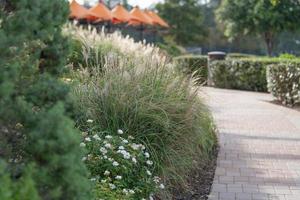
202 87 300 200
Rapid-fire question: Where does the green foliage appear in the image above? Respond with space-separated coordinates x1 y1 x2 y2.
0 1 91 199
267 62 300 106
72 61 216 197
210 57 300 92
227 53 256 59
156 0 207 45
93 183 133 200
68 38 120 70
174 55 208 84
156 37 186 57
0 161 40 200
216 0 300 56
201 0 267 55
80 129 163 199
279 53 297 60
210 58 275 91
157 42 182 57
68 38 85 69
69 26 217 198
200 0 300 55
27 103 91 199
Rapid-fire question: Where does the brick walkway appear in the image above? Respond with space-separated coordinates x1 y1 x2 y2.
202 87 300 200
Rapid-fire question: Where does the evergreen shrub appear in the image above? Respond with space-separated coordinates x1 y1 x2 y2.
0 1 90 199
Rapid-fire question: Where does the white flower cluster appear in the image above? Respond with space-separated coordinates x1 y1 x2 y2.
81 128 165 199
117 148 131 159
122 188 135 195
87 119 93 123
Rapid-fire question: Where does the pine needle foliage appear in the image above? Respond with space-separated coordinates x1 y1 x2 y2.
0 1 91 199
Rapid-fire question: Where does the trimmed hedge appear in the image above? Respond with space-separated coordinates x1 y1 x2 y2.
176 55 300 106
227 53 256 59
174 55 208 84
267 62 300 106
210 58 278 92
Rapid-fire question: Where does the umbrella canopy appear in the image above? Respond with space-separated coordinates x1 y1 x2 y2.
69 0 90 19
145 10 169 28
128 6 153 26
87 3 112 22
112 4 130 24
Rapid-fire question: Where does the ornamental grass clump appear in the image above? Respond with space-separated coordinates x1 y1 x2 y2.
66 25 163 70
68 25 217 197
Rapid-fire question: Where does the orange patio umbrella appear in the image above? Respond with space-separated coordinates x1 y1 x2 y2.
111 4 130 24
87 2 112 22
145 10 169 28
69 0 90 19
128 6 153 26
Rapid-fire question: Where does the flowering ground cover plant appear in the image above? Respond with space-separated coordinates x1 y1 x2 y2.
80 124 165 199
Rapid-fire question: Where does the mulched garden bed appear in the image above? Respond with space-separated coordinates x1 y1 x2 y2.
172 146 219 200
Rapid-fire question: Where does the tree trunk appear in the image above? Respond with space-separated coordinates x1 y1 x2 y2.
264 32 275 57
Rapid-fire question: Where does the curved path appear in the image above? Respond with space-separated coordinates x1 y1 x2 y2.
202 87 300 200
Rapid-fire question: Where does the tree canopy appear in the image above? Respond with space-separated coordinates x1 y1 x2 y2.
156 0 207 46
216 0 300 56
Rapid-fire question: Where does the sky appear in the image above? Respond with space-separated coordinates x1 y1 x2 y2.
71 0 163 8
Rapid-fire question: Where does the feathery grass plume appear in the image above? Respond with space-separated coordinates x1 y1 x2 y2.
67 25 217 198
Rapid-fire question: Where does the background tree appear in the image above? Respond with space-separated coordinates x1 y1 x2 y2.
200 0 264 54
156 0 207 46
122 0 130 9
0 0 91 199
216 0 300 56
